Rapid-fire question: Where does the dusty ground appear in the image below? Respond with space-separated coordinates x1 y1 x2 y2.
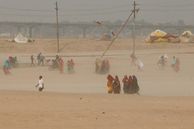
0 38 194 129
0 38 194 53
0 91 194 129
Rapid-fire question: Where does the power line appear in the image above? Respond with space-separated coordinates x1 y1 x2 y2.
0 9 130 18
1 3 194 13
0 12 54 17
140 3 194 7
101 11 134 57
101 0 139 57
59 5 129 12
0 5 130 13
142 8 194 12
0 6 53 13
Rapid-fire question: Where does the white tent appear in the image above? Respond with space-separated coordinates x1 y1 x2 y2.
180 31 194 43
14 33 28 43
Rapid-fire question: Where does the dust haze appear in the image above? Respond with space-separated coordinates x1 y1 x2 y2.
0 1 194 129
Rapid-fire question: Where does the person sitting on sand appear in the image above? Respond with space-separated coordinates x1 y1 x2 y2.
35 75 44 92
112 75 121 94
107 74 114 94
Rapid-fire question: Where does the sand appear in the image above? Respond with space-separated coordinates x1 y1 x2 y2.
0 38 194 128
0 91 194 129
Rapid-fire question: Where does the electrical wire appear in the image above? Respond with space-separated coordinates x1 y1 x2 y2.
101 11 134 57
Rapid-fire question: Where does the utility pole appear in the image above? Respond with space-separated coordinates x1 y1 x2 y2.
132 0 139 56
55 1 60 53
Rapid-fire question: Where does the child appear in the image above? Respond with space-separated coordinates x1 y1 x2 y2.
35 75 44 92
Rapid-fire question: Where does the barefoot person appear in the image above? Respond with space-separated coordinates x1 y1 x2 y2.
35 75 44 92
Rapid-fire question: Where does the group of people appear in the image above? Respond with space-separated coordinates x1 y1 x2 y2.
157 54 168 68
37 52 45 66
106 74 140 95
30 53 45 66
30 53 75 74
49 55 64 73
48 55 75 74
95 58 110 74
157 54 180 72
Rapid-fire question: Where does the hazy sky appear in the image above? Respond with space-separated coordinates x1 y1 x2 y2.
0 0 194 24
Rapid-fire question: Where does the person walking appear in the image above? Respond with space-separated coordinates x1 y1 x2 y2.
35 75 44 92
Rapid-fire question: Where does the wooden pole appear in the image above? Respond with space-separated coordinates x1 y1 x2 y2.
55 1 60 53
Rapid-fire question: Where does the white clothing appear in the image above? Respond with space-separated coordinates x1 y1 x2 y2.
38 79 44 88
164 54 168 59
135 59 144 70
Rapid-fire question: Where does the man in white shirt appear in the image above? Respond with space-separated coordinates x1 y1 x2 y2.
35 75 44 92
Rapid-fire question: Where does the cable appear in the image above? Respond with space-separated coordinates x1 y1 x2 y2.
0 5 129 13
0 6 53 13
101 11 134 57
60 9 130 16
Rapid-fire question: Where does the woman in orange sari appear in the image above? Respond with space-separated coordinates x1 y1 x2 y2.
107 74 114 94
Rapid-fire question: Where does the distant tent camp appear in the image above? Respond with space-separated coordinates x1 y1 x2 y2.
145 30 168 43
14 33 28 44
180 31 194 43
182 31 193 37
150 29 167 37
145 29 179 43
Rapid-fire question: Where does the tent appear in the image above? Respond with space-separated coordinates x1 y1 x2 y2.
145 29 179 43
145 30 168 43
14 33 28 44
150 29 167 37
180 31 194 43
